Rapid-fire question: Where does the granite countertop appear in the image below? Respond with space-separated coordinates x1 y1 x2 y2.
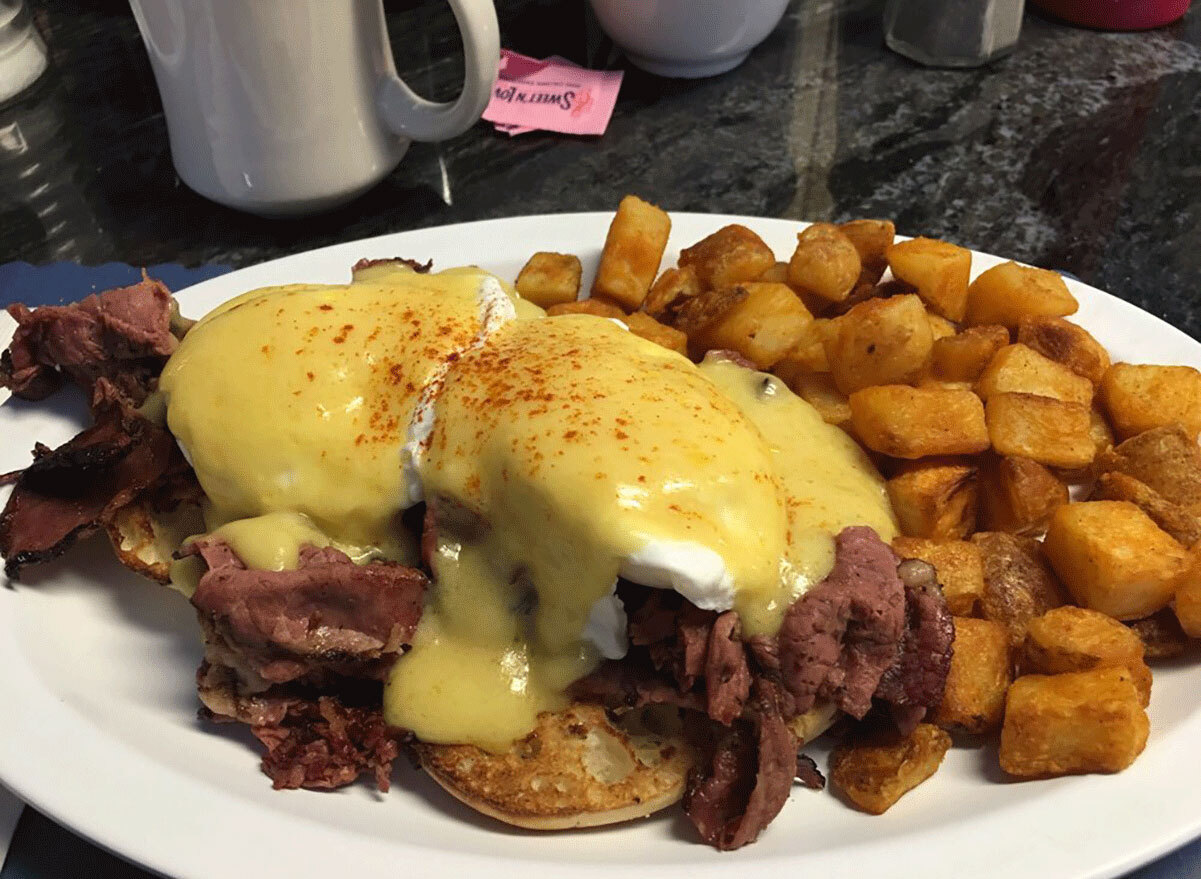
2 0 1201 876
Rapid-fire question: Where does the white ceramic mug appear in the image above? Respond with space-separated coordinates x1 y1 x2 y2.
128 0 499 216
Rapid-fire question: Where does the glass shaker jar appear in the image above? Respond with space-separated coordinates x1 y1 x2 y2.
884 0 1026 68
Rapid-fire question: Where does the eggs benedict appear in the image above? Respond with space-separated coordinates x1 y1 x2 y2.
0 254 951 851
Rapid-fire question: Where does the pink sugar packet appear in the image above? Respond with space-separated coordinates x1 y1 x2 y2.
484 49 623 137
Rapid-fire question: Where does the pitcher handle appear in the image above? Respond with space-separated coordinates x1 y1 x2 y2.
375 0 499 142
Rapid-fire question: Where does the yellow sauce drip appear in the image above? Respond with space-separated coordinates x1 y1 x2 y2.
698 360 898 633
384 316 788 750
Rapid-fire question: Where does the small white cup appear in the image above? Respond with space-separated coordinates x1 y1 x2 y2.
128 0 499 216
587 0 791 79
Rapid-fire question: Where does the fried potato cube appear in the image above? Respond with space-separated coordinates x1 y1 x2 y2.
887 459 980 539
1098 425 1201 511
926 313 957 341
976 344 1094 405
773 318 834 378
851 386 989 459
826 294 934 393
545 298 627 319
1173 548 1201 638
932 618 1012 733
679 224 776 291
985 393 1094 468
885 237 972 322
643 265 701 319
757 261 791 285
1100 363 1201 441
592 195 671 310
838 219 896 271
1127 610 1191 660
999 668 1148 777
514 252 583 309
972 531 1067 645
965 262 1078 329
1090 472 1201 548
785 371 852 428
693 282 813 369
892 537 985 615
980 455 1069 536
668 285 748 340
621 311 688 356
1017 316 1111 386
829 724 951 815
1022 606 1151 706
787 223 862 304
932 325 1010 383
1044 501 1190 620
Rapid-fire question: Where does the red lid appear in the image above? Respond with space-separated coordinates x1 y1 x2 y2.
1030 0 1191 29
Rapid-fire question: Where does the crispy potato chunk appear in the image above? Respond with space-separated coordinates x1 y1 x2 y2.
838 219 896 271
892 537 985 615
622 311 688 356
830 724 951 815
785 371 852 428
932 325 1010 383
850 386 989 459
887 459 979 539
999 668 1148 777
1017 316 1111 386
679 224 776 291
1174 550 1201 638
1097 425 1201 511
933 618 1012 733
976 344 1094 405
1090 472 1201 548
972 532 1067 645
1022 606 1151 706
643 266 701 319
592 195 671 310
1100 363 1201 441
965 261 1078 329
757 261 790 284
926 313 957 341
773 318 834 378
826 295 934 393
980 455 1069 536
1044 501 1190 620
514 252 583 309
545 298 627 319
885 237 972 322
985 393 1094 469
1127 610 1191 660
787 224 862 304
668 285 748 341
694 282 813 369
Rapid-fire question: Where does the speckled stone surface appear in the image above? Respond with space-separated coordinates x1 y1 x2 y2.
2 0 1200 339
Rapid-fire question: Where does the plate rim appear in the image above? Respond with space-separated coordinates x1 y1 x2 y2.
1 211 1200 879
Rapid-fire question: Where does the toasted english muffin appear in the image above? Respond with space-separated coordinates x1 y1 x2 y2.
789 701 839 744
416 702 696 830
106 500 203 584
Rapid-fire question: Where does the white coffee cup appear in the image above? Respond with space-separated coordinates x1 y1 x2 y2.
586 0 790 79
128 0 499 216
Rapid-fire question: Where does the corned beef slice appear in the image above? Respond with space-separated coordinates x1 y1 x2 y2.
0 405 182 578
1 277 176 406
189 540 427 684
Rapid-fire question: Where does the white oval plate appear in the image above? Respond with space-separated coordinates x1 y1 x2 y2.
1 214 1199 879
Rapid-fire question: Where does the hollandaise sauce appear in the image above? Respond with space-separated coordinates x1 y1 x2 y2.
159 264 516 569
386 316 789 750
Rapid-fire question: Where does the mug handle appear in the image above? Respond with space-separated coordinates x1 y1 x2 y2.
375 0 500 142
